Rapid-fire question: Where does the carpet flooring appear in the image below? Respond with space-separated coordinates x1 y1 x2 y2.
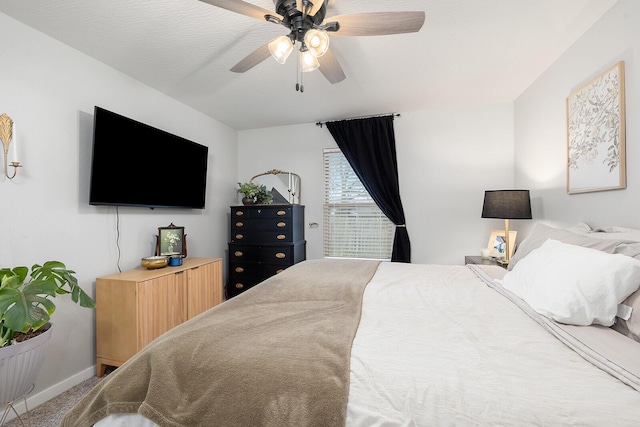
3 375 102 427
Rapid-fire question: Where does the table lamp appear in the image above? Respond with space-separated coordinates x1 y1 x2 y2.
481 190 532 264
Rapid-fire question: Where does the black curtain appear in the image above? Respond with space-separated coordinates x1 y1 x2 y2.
326 115 411 262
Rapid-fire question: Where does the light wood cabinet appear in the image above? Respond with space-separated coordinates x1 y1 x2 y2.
95 257 222 377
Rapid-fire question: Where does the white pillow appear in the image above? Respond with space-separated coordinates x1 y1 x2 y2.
566 222 593 234
595 226 640 242
501 239 640 326
567 224 640 260
507 223 626 271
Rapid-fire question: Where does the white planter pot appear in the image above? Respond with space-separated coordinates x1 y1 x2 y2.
0 324 52 405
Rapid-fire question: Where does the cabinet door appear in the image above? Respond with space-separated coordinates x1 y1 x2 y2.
187 260 222 318
96 279 138 366
137 271 188 349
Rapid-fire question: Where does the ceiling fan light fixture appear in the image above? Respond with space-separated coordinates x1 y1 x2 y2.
304 29 329 57
268 35 294 64
300 50 320 72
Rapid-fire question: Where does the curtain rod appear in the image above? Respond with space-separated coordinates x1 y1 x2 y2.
316 112 401 128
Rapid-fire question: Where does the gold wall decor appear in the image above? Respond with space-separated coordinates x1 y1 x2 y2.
0 113 12 147
0 113 21 179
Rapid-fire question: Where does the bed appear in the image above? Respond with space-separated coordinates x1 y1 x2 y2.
62 223 640 426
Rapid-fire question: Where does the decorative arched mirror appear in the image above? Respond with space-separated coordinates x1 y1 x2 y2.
250 169 301 204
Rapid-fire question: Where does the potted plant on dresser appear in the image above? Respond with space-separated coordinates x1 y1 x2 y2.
0 261 95 408
237 182 273 205
237 182 259 205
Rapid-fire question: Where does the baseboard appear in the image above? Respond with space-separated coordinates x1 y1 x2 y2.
3 365 96 422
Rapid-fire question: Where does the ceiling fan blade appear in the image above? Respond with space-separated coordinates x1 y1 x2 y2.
230 41 272 73
318 49 346 84
199 0 281 22
326 11 425 36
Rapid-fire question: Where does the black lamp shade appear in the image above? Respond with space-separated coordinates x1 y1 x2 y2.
481 190 532 220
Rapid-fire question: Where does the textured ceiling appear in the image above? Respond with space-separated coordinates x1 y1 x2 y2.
0 0 617 130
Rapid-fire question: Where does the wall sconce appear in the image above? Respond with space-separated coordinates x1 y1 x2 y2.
0 113 21 179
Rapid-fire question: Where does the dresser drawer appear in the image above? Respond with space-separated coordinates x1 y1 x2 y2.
231 229 298 244
227 264 291 297
232 218 292 232
226 279 260 298
230 262 287 279
229 244 298 264
231 217 297 244
231 206 292 219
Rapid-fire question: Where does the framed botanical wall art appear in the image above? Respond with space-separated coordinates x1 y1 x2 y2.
155 223 187 257
486 230 517 260
566 61 626 194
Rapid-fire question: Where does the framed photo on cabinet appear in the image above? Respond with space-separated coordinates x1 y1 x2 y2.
155 223 187 257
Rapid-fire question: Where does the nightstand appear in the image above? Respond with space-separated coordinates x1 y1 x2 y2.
464 256 508 269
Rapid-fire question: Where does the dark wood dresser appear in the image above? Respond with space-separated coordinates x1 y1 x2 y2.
227 205 306 298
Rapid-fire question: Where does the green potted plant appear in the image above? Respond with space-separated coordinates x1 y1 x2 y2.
0 261 95 405
237 182 273 205
255 184 273 205
237 182 260 205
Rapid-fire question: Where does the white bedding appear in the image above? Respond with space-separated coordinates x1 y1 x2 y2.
347 263 640 425
94 262 640 426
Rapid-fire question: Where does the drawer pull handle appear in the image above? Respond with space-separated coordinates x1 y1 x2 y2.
277 210 286 216
276 269 284 274
275 252 286 259
235 283 244 289
235 211 244 216
277 222 286 228
235 221 244 227
235 234 244 239
234 251 244 257
235 267 244 273
276 234 286 240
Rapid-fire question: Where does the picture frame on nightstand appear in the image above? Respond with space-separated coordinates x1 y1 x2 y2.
487 230 517 260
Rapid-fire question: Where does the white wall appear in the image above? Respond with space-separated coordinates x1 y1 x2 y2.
239 104 516 265
515 0 640 230
0 12 237 410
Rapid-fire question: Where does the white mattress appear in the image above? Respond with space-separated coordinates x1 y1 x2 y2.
95 263 640 426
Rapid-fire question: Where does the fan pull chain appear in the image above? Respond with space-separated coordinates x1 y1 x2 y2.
296 49 300 91
296 50 304 93
300 68 304 93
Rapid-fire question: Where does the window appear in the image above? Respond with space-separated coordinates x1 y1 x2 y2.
323 148 394 260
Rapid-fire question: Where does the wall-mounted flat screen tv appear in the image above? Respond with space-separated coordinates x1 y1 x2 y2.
89 106 208 209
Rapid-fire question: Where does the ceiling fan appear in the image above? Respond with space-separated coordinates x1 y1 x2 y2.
199 0 426 91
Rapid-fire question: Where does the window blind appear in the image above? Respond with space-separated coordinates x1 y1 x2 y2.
323 148 393 260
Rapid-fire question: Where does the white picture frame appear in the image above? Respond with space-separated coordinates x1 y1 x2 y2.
487 230 517 259
566 61 626 194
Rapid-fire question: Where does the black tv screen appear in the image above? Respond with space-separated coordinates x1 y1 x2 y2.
89 107 208 209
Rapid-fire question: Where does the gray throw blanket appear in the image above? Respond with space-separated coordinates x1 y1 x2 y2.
61 259 381 427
